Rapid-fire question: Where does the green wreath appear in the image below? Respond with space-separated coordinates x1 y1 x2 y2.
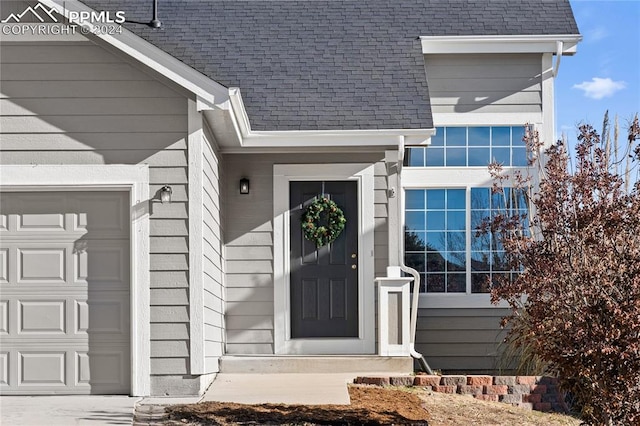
301 197 347 247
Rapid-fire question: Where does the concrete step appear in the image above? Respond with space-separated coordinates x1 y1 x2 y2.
219 355 413 374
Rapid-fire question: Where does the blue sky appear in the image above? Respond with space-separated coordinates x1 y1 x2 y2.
555 0 640 142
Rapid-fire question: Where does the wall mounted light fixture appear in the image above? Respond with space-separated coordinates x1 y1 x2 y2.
160 185 173 204
239 178 250 195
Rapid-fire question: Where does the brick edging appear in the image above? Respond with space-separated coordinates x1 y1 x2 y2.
353 375 568 413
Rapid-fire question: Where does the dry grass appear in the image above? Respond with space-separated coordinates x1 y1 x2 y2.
418 389 581 426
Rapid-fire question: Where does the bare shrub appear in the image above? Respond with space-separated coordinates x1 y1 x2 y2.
485 114 640 425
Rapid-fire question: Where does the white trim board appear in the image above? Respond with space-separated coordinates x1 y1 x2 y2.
0 165 151 396
273 164 376 354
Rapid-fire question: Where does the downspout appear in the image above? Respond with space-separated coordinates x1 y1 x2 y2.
552 41 563 77
397 136 434 375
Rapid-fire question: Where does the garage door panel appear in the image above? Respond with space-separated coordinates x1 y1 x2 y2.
18 248 67 284
75 243 129 285
0 352 8 386
19 351 66 386
18 212 66 231
18 300 66 334
71 193 129 237
0 249 8 284
76 298 128 335
0 191 130 395
0 301 7 334
77 349 128 387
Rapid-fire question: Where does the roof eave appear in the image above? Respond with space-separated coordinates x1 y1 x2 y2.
224 87 434 148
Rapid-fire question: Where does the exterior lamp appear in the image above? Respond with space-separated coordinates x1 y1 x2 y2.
159 185 172 204
239 178 250 195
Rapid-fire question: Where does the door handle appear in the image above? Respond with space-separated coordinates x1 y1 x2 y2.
351 253 357 259
351 264 357 270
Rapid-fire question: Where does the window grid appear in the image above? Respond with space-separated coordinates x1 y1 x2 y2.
405 187 528 294
405 126 528 168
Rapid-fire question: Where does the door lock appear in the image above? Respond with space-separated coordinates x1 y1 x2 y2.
351 253 357 259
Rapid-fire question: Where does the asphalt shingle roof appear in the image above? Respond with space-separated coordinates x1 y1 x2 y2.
81 0 579 131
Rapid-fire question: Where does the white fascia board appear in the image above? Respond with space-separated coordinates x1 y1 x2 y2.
421 34 582 55
40 0 229 106
225 87 435 148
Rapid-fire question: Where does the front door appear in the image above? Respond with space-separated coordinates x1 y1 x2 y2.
289 181 358 338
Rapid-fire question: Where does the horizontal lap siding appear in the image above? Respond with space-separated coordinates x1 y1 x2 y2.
224 153 387 355
424 54 542 115
416 308 510 373
202 130 225 373
0 42 190 383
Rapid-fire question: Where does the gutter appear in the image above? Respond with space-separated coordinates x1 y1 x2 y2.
396 136 434 375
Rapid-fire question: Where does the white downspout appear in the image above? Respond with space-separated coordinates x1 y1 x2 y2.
552 41 563 77
397 136 434 374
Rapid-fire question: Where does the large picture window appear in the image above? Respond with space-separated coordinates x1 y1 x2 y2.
405 126 528 167
405 187 528 293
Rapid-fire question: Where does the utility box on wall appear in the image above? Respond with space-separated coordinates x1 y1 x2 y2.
376 273 413 356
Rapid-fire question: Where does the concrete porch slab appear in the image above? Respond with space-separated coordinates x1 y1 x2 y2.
219 355 413 374
202 373 360 405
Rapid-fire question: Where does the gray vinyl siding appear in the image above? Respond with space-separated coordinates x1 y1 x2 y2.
416 308 510 373
223 153 388 354
202 127 225 373
0 40 191 390
424 54 542 115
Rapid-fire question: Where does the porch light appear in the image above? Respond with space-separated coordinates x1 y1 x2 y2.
239 178 250 195
159 185 172 204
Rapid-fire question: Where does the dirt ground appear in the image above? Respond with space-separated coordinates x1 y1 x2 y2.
166 385 582 426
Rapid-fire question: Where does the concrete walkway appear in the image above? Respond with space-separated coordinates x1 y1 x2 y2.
0 395 140 425
202 373 359 405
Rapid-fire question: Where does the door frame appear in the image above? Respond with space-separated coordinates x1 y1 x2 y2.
273 164 375 354
0 165 150 396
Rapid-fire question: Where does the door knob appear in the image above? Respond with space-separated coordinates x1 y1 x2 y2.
351 264 357 269
351 253 357 259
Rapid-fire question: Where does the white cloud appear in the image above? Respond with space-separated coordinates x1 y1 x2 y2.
572 77 627 100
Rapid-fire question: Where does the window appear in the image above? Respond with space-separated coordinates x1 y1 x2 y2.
405 126 527 167
405 187 528 293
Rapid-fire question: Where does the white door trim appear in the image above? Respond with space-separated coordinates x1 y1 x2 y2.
0 165 151 396
273 163 375 354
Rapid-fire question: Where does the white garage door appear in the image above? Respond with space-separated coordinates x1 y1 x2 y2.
0 191 131 395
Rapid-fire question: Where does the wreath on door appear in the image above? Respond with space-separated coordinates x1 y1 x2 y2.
301 197 347 247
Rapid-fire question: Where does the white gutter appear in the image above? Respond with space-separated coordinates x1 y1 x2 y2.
420 34 581 55
396 136 433 374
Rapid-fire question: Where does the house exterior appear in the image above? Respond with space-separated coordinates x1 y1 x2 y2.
0 0 580 396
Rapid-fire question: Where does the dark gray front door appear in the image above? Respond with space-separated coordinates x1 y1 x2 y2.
290 181 359 338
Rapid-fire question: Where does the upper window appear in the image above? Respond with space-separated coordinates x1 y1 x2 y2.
405 126 528 167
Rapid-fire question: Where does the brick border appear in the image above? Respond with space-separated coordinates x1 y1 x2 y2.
354 375 568 413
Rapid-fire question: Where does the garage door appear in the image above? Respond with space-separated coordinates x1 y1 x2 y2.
0 191 131 395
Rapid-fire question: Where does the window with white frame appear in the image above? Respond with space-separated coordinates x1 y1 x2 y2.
404 187 528 293
404 126 528 167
